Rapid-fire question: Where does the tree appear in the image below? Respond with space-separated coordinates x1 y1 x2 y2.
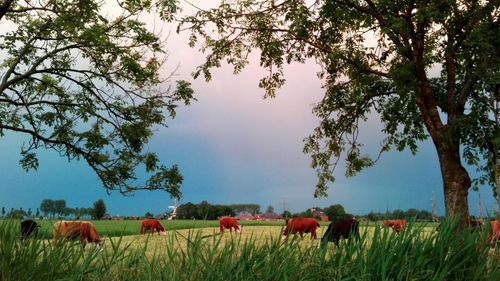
177 202 197 219
405 208 420 220
40 199 54 217
92 199 106 220
35 208 40 217
181 0 500 224
1 207 5 217
27 208 32 217
53 199 66 218
144 212 154 218
0 0 195 199
281 210 292 219
6 208 26 219
324 204 347 221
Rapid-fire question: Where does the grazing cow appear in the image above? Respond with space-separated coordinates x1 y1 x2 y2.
52 221 103 248
486 220 500 245
381 220 406 233
140 219 167 235
282 217 320 240
321 218 360 245
20 219 40 240
219 217 242 233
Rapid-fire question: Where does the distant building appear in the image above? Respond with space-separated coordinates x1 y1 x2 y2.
235 213 255 221
311 209 329 222
255 212 283 221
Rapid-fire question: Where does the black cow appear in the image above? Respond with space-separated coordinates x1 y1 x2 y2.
321 218 360 245
20 219 40 240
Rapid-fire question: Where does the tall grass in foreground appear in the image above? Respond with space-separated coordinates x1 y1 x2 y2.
1 220 498 281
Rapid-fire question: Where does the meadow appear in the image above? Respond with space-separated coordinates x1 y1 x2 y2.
1 219 499 281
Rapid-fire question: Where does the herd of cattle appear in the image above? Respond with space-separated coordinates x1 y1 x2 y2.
18 217 500 248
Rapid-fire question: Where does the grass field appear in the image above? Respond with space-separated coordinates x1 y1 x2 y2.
7 218 436 239
1 219 499 280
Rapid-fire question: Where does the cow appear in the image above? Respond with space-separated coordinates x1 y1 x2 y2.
282 217 320 240
20 219 40 240
52 221 103 248
140 219 167 235
321 218 360 246
219 217 242 233
381 220 406 233
486 220 500 245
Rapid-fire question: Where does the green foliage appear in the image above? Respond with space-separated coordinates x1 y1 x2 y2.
6 209 26 219
176 201 235 220
179 0 500 214
324 204 347 221
0 0 195 198
92 199 107 220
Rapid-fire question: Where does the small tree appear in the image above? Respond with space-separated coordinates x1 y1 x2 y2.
266 205 275 213
40 199 54 218
35 208 40 217
1 207 5 217
144 212 154 219
92 199 107 220
53 200 66 218
27 208 32 217
281 210 292 219
324 204 347 221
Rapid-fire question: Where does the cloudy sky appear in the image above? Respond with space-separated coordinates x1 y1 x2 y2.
0 2 497 217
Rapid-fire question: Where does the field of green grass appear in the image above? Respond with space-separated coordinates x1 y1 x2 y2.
1 219 498 280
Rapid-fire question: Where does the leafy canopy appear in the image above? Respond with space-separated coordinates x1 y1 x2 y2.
0 0 195 199
180 0 500 197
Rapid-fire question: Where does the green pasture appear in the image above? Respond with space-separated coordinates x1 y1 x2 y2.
0 219 499 281
6 218 437 239
7 219 292 239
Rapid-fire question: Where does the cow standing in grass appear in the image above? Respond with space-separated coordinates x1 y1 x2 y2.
140 219 167 235
20 219 40 240
282 217 320 240
381 220 406 233
321 218 360 246
52 221 103 248
219 217 242 233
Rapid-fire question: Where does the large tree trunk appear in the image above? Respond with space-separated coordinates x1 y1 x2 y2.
436 142 471 224
414 73 471 225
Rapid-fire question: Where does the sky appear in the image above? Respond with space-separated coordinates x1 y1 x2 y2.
0 2 498 217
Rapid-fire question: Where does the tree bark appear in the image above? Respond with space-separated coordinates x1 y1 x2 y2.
436 143 471 224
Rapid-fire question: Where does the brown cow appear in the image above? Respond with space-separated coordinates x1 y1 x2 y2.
282 217 320 240
219 217 242 233
381 220 406 233
140 219 167 235
486 220 500 245
52 221 103 248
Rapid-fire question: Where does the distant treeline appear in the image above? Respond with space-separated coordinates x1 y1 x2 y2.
360 208 437 221
176 201 238 220
0 198 107 220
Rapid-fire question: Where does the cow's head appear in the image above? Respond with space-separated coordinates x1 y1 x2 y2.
96 239 105 250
